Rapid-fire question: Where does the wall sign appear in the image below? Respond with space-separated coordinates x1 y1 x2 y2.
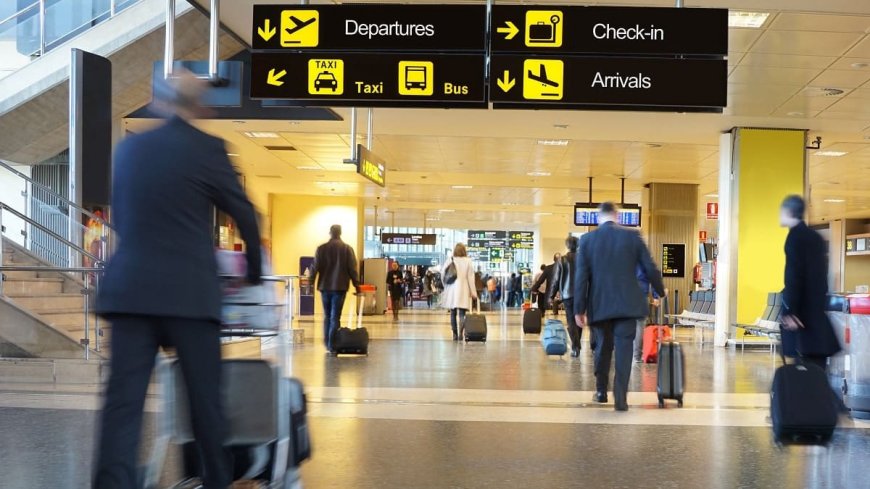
490 56 727 111
252 5 488 52
706 202 719 220
381 233 437 245
251 52 487 107
699 230 708 242
356 145 386 187
662 243 686 278
490 6 727 57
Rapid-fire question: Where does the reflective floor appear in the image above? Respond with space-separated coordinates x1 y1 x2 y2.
0 308 868 488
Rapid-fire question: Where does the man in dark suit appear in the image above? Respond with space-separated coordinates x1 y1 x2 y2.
311 224 361 354
779 195 841 369
94 72 261 489
574 202 665 411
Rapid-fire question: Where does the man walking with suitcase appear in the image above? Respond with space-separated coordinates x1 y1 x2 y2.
94 72 261 489
779 195 841 368
574 202 664 411
312 225 361 354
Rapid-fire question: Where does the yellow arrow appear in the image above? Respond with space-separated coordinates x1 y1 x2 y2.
497 70 515 93
497 21 519 40
267 68 286 86
258 19 277 42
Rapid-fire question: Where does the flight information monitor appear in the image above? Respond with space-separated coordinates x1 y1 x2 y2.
574 203 642 227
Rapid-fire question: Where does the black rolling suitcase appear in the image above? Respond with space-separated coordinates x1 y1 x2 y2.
333 294 369 355
771 353 838 444
657 341 685 408
463 303 487 342
523 298 543 334
657 295 685 408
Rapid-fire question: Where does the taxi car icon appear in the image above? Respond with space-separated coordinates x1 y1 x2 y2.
314 71 338 91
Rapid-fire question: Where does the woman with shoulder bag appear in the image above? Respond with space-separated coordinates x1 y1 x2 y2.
442 243 478 341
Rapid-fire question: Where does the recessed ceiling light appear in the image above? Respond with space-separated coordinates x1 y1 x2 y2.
786 111 804 117
296 166 321 170
851 62 870 69
438 209 455 213
452 185 473 189
803 87 846 97
728 11 770 29
232 120 246 124
527 171 552 177
553 124 569 129
537 139 569 146
426 217 440 221
645 143 663 149
227 153 240 157
705 193 719 198
824 199 846 203
243 131 279 139
814 150 848 157
535 212 553 216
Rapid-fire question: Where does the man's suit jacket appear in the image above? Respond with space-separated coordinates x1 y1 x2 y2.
573 222 665 323
781 221 841 357
98 117 261 322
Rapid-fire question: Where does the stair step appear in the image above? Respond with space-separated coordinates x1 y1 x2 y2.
3 278 65 295
8 294 86 310
42 312 98 327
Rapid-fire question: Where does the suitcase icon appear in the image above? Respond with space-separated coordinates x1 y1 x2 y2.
528 21 555 43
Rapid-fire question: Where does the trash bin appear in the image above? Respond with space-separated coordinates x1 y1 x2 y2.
358 284 378 316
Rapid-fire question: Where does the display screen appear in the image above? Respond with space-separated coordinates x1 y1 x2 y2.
574 203 641 227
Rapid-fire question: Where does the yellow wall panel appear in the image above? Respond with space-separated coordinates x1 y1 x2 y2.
735 129 805 325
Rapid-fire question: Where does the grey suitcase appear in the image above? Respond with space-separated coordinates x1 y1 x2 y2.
657 340 685 408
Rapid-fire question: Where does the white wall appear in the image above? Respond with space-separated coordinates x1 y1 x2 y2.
0 162 31 246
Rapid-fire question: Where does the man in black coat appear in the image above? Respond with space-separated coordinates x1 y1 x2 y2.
95 72 261 488
779 195 841 369
531 253 560 313
574 202 665 411
311 224 361 353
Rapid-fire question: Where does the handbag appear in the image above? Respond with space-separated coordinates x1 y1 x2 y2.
443 259 458 285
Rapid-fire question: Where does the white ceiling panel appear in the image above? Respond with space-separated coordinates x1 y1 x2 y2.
846 36 870 58
729 65 823 85
752 30 864 56
767 13 870 33
728 28 764 53
829 57 870 70
739 52 837 69
810 69 870 89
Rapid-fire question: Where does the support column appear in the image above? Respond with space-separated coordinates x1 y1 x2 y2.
715 128 807 346
646 183 699 311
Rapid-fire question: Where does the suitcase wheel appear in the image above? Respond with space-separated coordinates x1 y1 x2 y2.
677 398 684 408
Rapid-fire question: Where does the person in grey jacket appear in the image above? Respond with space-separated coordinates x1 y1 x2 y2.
312 224 361 354
552 236 583 357
574 202 664 411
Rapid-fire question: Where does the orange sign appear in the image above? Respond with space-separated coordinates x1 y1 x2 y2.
699 230 707 242
706 202 719 220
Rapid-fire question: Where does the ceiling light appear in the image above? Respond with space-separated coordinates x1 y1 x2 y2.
553 124 569 129
851 62 870 69
705 193 719 198
426 217 440 221
535 212 553 216
452 185 473 189
227 153 240 157
814 150 848 157
786 111 804 117
296 166 321 170
527 171 552 177
728 11 770 29
438 209 455 213
824 199 846 203
538 139 569 146
243 131 279 139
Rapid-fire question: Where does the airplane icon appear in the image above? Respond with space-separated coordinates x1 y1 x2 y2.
527 64 559 88
284 16 316 38
280 11 319 47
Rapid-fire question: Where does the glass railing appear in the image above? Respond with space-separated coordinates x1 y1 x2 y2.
0 0 142 80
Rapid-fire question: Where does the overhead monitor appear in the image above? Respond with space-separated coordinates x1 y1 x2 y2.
574 203 641 227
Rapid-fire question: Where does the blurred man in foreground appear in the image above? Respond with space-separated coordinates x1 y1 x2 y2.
94 71 261 488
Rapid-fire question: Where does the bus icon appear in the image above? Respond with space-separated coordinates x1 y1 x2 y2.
405 66 428 90
399 61 434 96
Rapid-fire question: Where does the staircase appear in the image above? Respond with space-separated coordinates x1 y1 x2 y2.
1 238 103 358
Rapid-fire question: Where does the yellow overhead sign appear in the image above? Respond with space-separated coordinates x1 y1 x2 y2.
308 59 344 95
523 59 563 100
280 10 319 47
525 10 563 48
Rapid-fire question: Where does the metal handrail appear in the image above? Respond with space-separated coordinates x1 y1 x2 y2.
0 266 103 273
0 3 39 28
0 160 112 228
0 203 101 265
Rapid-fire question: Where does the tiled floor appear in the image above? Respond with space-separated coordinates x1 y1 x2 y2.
0 308 867 488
